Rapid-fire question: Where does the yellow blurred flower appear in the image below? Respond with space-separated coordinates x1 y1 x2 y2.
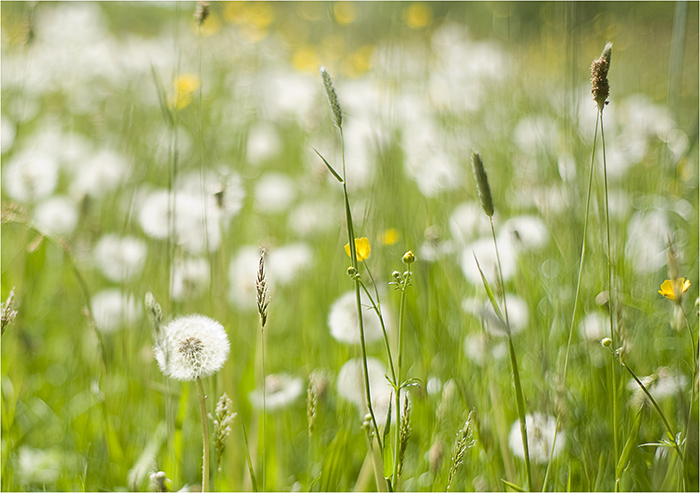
342 45 374 78
381 228 400 246
292 45 320 73
404 3 432 29
334 2 356 25
195 12 222 36
345 237 371 262
225 1 274 27
168 74 200 110
658 278 691 301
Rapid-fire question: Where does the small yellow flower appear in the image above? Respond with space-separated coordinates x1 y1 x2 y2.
658 278 691 301
168 74 200 110
380 228 400 246
345 237 371 262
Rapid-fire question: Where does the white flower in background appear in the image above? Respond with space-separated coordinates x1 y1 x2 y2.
139 189 221 254
578 312 609 342
94 234 147 283
249 373 304 411
498 215 549 252
449 202 491 246
246 122 282 165
287 201 335 236
628 367 689 407
3 150 59 203
462 294 529 336
513 115 560 156
625 210 672 274
154 314 230 381
16 446 61 485
337 357 397 425
1 116 16 152
34 196 78 236
509 413 564 463
463 332 507 366
178 169 246 227
228 245 262 310
328 289 392 345
460 237 516 287
408 150 462 198
267 243 313 286
91 289 141 333
254 172 296 214
171 257 210 301
69 149 130 199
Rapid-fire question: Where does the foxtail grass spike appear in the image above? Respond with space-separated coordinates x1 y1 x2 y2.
1 288 18 336
320 66 343 129
256 248 270 329
591 43 613 111
447 411 476 492
471 151 494 217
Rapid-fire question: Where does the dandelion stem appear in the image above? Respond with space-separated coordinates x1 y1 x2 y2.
197 377 211 493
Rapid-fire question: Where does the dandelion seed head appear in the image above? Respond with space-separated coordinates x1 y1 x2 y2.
91 289 142 333
34 196 78 236
154 314 229 381
328 289 392 345
249 373 304 411
171 257 210 301
3 150 59 203
508 413 564 463
94 234 147 283
460 237 516 287
254 173 296 214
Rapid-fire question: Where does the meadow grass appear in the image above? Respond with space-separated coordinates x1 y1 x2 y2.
1 2 698 492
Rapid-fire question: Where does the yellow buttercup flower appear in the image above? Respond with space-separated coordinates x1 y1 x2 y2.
168 74 200 110
380 228 400 246
345 237 371 262
658 278 691 301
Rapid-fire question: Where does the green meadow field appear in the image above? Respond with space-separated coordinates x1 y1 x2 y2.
1 2 698 491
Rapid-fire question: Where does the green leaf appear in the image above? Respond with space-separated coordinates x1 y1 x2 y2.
501 479 526 492
382 440 393 480
616 409 642 478
473 253 507 329
150 64 173 125
313 148 344 183
240 419 259 492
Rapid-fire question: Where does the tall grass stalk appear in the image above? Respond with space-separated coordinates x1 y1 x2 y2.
256 249 270 491
319 66 387 490
471 151 533 491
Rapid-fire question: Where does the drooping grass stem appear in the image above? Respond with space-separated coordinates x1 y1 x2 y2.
196 377 211 493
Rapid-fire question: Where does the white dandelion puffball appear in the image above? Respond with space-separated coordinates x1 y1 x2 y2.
94 234 147 283
267 243 313 286
171 257 210 301
498 215 549 252
460 237 517 287
34 196 79 236
69 149 130 199
249 373 304 411
336 357 406 426
462 294 529 336
328 289 392 345
509 413 564 463
154 314 230 381
254 172 296 214
91 289 142 333
578 312 609 342
228 245 263 310
449 202 491 246
3 149 59 202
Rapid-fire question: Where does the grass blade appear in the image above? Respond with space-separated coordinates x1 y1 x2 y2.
313 148 344 183
501 479 526 492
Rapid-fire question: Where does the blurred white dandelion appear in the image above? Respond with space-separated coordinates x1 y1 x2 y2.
266 243 313 286
509 413 564 463
254 172 296 214
462 294 529 336
94 234 147 283
498 215 549 252
449 202 491 246
578 312 609 342
154 314 229 381
34 196 79 237
460 237 516 287
69 149 131 199
336 357 400 425
628 367 689 407
249 373 304 411
16 446 62 485
3 150 59 203
91 289 142 333
328 289 392 345
171 257 210 301
625 210 672 274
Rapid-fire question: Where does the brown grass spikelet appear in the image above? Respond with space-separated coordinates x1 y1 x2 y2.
194 1 210 26
591 42 613 112
1 288 18 336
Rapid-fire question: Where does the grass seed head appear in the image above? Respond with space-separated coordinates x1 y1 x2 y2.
256 248 270 329
471 151 494 217
591 42 613 112
1 288 18 336
194 1 210 26
320 66 343 129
